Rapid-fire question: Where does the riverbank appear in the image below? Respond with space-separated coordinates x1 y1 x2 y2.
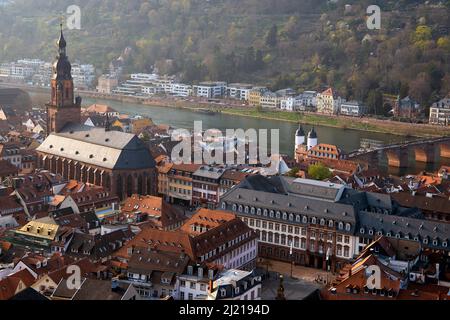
77 90 450 138
5 83 449 138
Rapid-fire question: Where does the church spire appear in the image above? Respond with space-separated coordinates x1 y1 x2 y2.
53 23 72 81
57 23 67 56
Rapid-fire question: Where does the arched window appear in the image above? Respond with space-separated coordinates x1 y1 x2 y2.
345 223 351 231
282 212 287 220
338 222 344 230
221 202 227 210
302 216 308 224
116 175 123 199
328 220 334 228
276 211 281 219
289 214 294 221
320 218 325 226
232 204 237 211
257 208 262 215
137 175 143 195
296 215 301 222
238 205 243 212
311 217 317 224
244 206 249 213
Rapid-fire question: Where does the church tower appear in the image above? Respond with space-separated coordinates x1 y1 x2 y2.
294 124 305 153
46 24 81 135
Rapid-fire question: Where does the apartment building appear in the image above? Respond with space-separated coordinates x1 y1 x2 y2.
193 81 227 98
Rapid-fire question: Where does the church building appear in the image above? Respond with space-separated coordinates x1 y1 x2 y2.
36 26 156 199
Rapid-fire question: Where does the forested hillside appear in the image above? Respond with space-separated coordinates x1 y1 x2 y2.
0 0 449 111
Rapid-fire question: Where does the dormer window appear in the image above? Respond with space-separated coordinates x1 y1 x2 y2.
368 229 373 235
360 228 365 234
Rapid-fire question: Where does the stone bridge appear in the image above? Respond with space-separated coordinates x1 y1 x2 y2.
347 136 450 168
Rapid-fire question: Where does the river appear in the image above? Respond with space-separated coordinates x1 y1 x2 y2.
30 92 447 174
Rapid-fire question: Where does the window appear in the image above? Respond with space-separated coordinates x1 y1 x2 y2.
302 216 308 224
338 222 343 230
328 220 334 228
344 236 350 244
345 223 351 231
188 293 194 300
344 246 350 257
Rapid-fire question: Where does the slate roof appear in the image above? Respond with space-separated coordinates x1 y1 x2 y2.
357 211 449 249
36 123 156 170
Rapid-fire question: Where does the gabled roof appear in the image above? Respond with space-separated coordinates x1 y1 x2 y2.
36 123 156 170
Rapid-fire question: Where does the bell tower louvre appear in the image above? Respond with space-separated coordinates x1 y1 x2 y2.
46 24 81 135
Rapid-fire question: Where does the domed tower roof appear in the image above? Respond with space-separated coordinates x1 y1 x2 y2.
308 127 317 139
295 124 305 137
52 24 72 81
57 24 67 49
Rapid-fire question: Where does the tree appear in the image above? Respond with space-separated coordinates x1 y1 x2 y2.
308 163 331 181
283 16 299 40
366 90 383 115
286 167 300 177
437 37 450 51
266 24 278 48
412 25 432 50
